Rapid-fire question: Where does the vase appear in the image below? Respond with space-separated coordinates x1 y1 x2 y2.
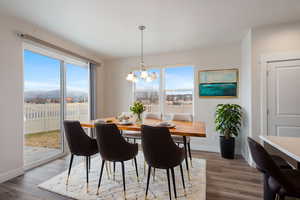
135 113 143 124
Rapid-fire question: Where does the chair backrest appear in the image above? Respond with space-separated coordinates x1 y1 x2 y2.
141 125 181 168
63 120 93 155
247 137 293 191
171 113 193 122
144 112 161 120
95 123 131 161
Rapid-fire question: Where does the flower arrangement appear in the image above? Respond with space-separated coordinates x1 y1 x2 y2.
130 101 146 123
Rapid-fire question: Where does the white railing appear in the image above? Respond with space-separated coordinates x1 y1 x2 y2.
24 103 89 134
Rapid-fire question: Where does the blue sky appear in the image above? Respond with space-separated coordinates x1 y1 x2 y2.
24 50 193 93
24 50 89 92
135 66 194 91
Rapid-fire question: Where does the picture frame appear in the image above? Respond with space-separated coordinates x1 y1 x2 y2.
198 69 238 98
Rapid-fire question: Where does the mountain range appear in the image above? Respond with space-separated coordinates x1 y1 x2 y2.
24 89 88 100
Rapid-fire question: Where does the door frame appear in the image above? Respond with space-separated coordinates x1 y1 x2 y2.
260 52 300 137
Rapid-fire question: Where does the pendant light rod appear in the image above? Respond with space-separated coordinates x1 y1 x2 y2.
139 25 146 68
126 25 157 83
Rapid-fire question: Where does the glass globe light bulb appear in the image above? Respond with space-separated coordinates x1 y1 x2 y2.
140 70 148 79
126 72 134 81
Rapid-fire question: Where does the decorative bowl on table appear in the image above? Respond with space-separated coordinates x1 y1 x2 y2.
95 119 106 124
116 113 133 125
156 121 176 128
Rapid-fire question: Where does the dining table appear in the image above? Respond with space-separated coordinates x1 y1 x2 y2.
81 117 206 179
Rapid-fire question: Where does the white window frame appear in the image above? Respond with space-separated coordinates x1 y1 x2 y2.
133 65 195 116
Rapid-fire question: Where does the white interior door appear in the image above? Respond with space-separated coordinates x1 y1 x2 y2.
267 60 300 137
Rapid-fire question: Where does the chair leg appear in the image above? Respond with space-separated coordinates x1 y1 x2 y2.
179 164 186 193
187 142 193 167
133 157 139 182
97 160 105 195
166 169 172 200
66 154 74 185
121 161 126 197
88 156 91 172
113 161 116 180
144 160 146 176
153 168 156 182
85 156 89 192
108 161 112 176
145 166 151 198
170 168 177 198
263 174 276 200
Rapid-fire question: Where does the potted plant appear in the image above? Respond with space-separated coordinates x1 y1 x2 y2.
215 104 242 159
130 101 146 124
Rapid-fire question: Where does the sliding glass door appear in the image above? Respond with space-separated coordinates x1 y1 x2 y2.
23 46 91 168
65 63 90 121
23 50 64 167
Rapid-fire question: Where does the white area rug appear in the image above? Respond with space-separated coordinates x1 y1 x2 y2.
39 154 206 200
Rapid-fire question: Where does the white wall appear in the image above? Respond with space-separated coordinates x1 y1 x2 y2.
0 15 103 183
251 22 300 141
240 30 252 163
102 44 242 153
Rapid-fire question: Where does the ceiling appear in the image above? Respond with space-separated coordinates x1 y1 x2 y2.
1 0 300 60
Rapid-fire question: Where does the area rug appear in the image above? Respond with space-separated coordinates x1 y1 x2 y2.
39 153 206 200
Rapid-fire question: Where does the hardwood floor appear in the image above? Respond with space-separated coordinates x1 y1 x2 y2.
0 151 263 200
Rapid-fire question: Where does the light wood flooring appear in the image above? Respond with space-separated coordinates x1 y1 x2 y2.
0 151 263 200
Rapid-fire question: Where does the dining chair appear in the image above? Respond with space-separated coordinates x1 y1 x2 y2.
144 112 161 120
121 111 141 143
247 137 300 200
95 123 139 197
63 120 98 192
141 125 186 200
171 113 193 167
123 112 162 142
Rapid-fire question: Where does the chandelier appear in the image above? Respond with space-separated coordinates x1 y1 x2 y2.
126 25 157 82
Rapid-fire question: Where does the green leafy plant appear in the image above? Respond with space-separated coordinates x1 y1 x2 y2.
130 101 146 123
130 101 146 114
215 104 242 139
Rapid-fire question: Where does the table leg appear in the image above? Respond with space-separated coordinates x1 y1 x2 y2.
92 127 95 138
183 136 191 181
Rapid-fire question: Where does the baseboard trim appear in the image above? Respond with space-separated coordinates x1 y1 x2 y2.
191 145 219 153
0 167 24 183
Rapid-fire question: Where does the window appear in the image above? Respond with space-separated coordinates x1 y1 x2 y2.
164 66 193 114
133 66 194 115
134 69 160 112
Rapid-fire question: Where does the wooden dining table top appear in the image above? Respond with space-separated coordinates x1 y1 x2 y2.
81 117 206 137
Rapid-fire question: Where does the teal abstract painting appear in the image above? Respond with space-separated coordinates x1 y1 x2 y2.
198 69 238 97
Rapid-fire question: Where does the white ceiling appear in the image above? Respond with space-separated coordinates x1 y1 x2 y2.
1 0 300 60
